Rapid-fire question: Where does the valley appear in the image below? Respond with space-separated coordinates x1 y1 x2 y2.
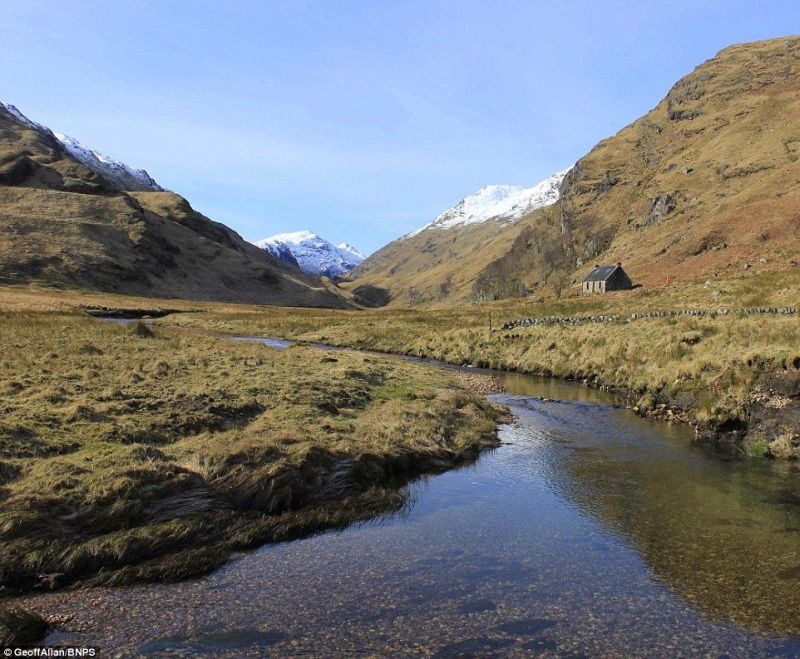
151 267 800 459
3 288 800 656
2 29 800 657
347 36 800 307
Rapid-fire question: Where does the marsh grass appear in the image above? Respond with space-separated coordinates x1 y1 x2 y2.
0 310 504 591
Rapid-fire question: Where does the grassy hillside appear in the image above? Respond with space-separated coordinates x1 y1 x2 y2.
347 214 545 306
0 307 504 591
350 36 800 306
0 104 353 308
561 35 800 287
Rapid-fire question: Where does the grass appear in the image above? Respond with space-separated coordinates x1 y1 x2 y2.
0 309 505 592
155 269 800 458
741 435 768 458
0 272 796 597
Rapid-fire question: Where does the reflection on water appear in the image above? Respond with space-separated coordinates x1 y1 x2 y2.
492 369 623 405
535 396 800 635
226 336 293 349
24 372 800 657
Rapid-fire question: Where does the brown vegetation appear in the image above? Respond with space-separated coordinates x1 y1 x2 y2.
165 269 800 458
0 308 504 591
0 104 353 308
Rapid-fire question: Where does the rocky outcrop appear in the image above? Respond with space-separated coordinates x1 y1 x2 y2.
645 194 677 225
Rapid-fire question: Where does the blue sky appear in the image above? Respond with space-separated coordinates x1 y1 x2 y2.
2 1 798 253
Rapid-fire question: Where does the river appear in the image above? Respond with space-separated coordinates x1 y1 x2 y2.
24 331 800 656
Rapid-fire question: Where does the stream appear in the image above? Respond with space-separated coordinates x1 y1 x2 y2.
25 327 800 656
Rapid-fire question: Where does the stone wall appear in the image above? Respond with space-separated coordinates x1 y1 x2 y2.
500 306 797 331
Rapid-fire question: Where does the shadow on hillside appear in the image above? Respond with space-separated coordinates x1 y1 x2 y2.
353 284 391 307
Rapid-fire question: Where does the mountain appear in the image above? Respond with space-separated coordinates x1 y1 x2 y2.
2 102 163 192
554 36 800 289
348 170 569 306
255 230 366 278
0 102 354 307
350 36 800 307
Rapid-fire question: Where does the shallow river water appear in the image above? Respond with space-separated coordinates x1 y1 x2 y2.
25 339 800 657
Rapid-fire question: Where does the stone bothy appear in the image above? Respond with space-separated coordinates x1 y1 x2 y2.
582 263 633 294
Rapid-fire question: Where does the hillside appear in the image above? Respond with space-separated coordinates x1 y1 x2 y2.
350 171 569 306
351 36 800 307
0 103 353 307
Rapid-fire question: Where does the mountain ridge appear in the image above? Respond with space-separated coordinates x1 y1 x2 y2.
406 169 569 237
0 101 163 192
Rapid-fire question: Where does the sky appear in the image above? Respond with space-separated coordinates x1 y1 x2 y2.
2 1 798 254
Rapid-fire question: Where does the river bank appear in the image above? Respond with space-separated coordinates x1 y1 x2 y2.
0 311 506 596
9 386 800 656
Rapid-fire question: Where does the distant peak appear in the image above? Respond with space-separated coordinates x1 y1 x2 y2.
255 231 366 278
336 242 366 259
259 230 319 245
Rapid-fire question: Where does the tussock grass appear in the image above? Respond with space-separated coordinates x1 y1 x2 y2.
0 310 504 591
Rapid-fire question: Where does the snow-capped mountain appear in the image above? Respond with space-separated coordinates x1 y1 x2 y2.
0 101 162 192
407 169 570 237
255 230 366 278
53 132 162 191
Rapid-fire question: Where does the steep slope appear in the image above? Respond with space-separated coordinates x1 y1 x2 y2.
255 230 366 278
556 35 800 288
352 36 800 307
0 103 353 307
350 171 569 306
1 102 163 192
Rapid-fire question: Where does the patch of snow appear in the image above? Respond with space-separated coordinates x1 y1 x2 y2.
1 100 163 192
406 169 570 238
255 231 366 278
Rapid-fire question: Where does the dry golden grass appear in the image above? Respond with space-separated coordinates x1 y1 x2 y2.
160 269 800 457
0 309 503 591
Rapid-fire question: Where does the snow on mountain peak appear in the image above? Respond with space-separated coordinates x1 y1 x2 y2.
406 169 571 237
52 131 163 192
255 230 366 278
335 243 367 260
0 100 163 192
